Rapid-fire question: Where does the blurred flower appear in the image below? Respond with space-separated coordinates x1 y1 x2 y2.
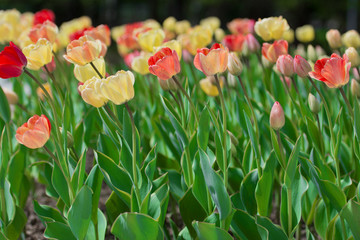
37 82 52 100
148 47 181 80
214 28 225 42
29 20 58 44
200 17 220 31
74 57 105 82
163 16 176 32
43 57 56 73
194 43 229 76
137 28 165 52
307 45 317 62
0 41 27 78
262 55 272 68
345 47 360 67
0 9 21 44
270 101 285 130
326 29 342 49
227 18 255 35
132 51 152 75
228 52 243 76
262 40 288 63
309 53 351 88
2 87 18 104
155 40 182 59
69 26 93 41
294 55 312 78
78 77 107 107
342 30 360 48
276 54 294 77
295 25 315 43
159 77 178 91
33 9 55 25
294 44 306 58
23 38 53 70
222 34 245 52
281 75 291 88
351 79 360 98
200 75 224 97
255 16 289 41
227 72 237 87
175 20 191 35
308 93 320 114
353 68 360 80
123 51 140 69
244 34 260 53
99 70 135 105
84 24 111 46
281 29 294 43
16 114 51 149
58 16 92 48
116 32 139 56
143 19 161 29
63 35 104 66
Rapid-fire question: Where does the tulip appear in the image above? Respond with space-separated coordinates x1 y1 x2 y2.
294 55 312 78
309 53 351 88
148 47 181 80
326 29 342 49
194 43 229 76
345 47 360 67
353 68 360 80
0 22 14 44
99 70 135 105
37 82 52 100
200 17 220 31
227 72 237 87
200 75 224 97
342 30 360 48
163 16 176 32
15 114 51 149
308 93 320 114
33 9 55 25
270 101 285 131
276 54 294 77
155 40 182 59
116 32 139 56
137 28 165 52
222 34 245 52
58 16 92 48
227 18 255 35
307 45 317 62
123 51 140 69
262 40 288 63
143 19 161 30
63 35 104 66
281 29 294 43
351 79 360 98
78 77 107 107
295 25 315 43
180 25 213 55
2 87 18 104
228 52 243 76
69 27 94 42
29 20 58 44
84 24 111 46
175 20 191 35
254 16 289 41
214 28 225 42
0 41 27 78
132 52 152 75
244 34 260 53
22 38 53 70
74 57 106 82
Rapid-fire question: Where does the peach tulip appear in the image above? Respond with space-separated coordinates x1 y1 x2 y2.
148 47 181 80
262 40 288 63
194 43 229 76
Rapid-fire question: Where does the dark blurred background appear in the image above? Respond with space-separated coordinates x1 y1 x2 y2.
1 0 358 31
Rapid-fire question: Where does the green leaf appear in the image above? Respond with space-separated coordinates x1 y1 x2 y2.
51 163 70 207
33 201 66 224
354 100 360 143
105 192 130 225
270 129 285 169
68 185 93 240
44 222 76 240
256 215 288 240
148 183 169 226
192 221 233 240
111 213 164 240
0 87 11 123
197 107 210 150
240 170 258 215
340 199 360 240
284 136 301 186
192 155 211 214
199 149 232 220
306 117 325 156
244 110 260 159
230 209 266 240
4 206 27 240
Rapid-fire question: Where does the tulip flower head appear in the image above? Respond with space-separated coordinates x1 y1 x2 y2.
16 114 51 149
33 9 55 25
29 20 58 44
270 101 285 131
23 38 53 70
294 55 312 78
345 47 360 67
255 16 289 41
244 34 260 53
341 30 360 48
132 51 152 75
308 93 321 114
74 57 106 82
2 87 18 105
351 79 360 98
262 40 288 63
326 29 342 49
78 77 108 108
194 43 229 76
148 47 181 80
0 41 27 78
228 52 243 76
200 75 224 97
276 54 294 77
309 53 351 88
227 18 255 35
295 25 315 43
222 34 245 52
84 24 111 46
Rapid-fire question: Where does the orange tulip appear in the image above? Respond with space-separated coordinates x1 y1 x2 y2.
194 43 229 76
28 20 58 44
15 114 51 149
262 40 288 63
309 53 351 88
84 24 111 46
148 47 181 80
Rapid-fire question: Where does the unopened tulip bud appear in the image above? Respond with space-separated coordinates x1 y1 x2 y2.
276 54 294 77
326 29 342 49
294 55 312 78
244 34 260 53
351 79 360 98
159 77 178 91
228 52 243 76
307 45 317 62
270 101 285 131
308 93 320 114
214 28 225 42
3 87 18 105
345 47 360 67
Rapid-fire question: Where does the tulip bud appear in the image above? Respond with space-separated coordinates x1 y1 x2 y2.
227 72 237 87
214 28 225 42
351 79 360 98
2 87 18 105
282 29 295 43
353 68 360 80
295 25 315 43
244 34 260 53
345 47 360 67
159 77 178 91
276 54 294 77
294 44 306 58
307 45 317 62
228 52 243 76
326 29 342 49
163 16 176 32
308 93 320 114
270 101 285 131
294 55 312 78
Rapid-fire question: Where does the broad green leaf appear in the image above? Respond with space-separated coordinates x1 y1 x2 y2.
33 201 66 224
354 100 360 143
105 192 130 225
111 213 164 240
244 110 260 159
0 87 11 123
340 199 360 240
240 170 258 215
230 209 266 240
85 165 103 224
197 107 210 150
4 206 26 240
51 163 70 207
192 154 210 214
44 222 76 240
256 215 288 240
192 221 233 240
284 136 301 186
148 183 169 226
306 117 325 156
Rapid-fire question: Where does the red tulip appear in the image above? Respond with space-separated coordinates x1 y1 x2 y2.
309 53 351 88
148 47 181 80
0 42 27 79
33 9 55 26
194 43 229 76
244 34 260 53
15 115 51 149
262 40 288 63
222 34 245 52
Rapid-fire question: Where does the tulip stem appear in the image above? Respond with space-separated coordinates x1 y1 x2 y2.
214 74 228 187
339 87 354 119
290 77 299 94
276 130 286 169
44 65 64 103
124 102 141 210
172 76 199 123
169 91 185 125
0 188 6 224
90 62 104 79
287 187 293 237
16 103 31 115
103 104 123 130
315 114 321 132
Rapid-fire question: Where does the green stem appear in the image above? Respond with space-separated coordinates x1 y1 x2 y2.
169 91 185 126
276 130 286 169
0 188 6 224
90 62 104 79
287 187 293 237
44 65 64 103
339 87 354 119
16 103 31 115
103 104 123 130
172 76 199 123
214 74 228 187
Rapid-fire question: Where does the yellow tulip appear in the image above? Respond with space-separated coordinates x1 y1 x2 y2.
74 57 106 82
254 16 289 41
37 83 52 100
184 25 213 55
111 25 125 41
131 52 152 75
23 38 53 70
200 17 221 31
0 22 14 44
163 16 176 32
200 75 224 97
342 30 360 48
78 77 107 108
0 9 21 42
295 25 315 43
137 28 165 52
154 40 182 59
99 70 135 105
282 29 294 43
175 20 191 35
143 19 161 29
326 29 342 49
214 28 225 42
345 47 360 67
58 16 92 48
